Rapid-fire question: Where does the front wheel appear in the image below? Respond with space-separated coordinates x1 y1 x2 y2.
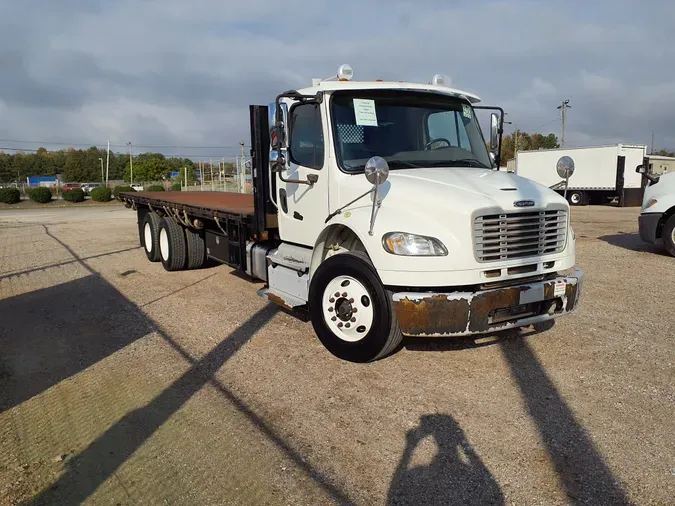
308 252 402 362
662 214 675 257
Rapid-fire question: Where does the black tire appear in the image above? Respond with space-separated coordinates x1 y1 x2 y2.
662 214 675 257
308 251 403 363
142 212 161 262
185 227 206 269
568 190 585 206
158 217 187 271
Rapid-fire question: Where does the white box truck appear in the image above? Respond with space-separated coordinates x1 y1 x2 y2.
119 65 584 362
512 144 647 206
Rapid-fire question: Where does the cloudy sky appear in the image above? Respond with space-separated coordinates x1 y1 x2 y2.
0 0 673 160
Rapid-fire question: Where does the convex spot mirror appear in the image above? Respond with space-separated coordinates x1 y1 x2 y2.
556 156 575 179
365 156 389 185
269 150 286 173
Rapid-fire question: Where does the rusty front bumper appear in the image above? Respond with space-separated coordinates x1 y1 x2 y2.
392 267 584 337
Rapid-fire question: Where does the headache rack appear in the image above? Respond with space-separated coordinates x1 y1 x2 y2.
473 209 568 262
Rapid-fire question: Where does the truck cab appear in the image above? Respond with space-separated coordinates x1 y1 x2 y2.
248 65 584 362
637 168 675 256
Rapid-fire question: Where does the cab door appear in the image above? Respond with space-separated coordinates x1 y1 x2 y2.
276 101 329 247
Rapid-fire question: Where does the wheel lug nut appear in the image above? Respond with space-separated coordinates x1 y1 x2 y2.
331 316 337 321
328 307 334 312
351 317 356 322
329 298 335 303
349 298 354 303
345 323 350 328
334 292 340 297
337 322 343 328
342 292 347 297
352 308 358 313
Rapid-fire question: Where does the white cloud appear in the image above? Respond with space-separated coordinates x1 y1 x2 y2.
1 0 674 155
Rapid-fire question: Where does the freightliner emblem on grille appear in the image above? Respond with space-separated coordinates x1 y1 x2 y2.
513 200 535 207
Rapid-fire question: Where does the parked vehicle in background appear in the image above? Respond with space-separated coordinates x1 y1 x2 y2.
63 182 82 189
645 155 675 177
118 65 584 362
131 183 144 192
637 165 675 257
81 183 102 194
511 144 647 206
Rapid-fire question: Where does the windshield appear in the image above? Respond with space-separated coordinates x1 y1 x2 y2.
330 90 492 172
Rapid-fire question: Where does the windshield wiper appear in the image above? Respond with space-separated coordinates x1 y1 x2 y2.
385 159 424 169
428 159 489 169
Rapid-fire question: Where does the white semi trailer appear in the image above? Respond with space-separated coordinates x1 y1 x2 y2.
512 144 647 206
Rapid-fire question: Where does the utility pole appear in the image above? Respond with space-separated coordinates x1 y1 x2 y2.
651 131 655 154
184 166 187 188
99 157 104 182
239 141 246 193
557 100 571 148
105 140 110 186
127 142 133 184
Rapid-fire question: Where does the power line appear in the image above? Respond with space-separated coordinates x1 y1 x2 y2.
0 146 240 159
0 138 250 149
530 117 561 133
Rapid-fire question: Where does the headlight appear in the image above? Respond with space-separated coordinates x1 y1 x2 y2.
643 198 658 210
383 232 448 256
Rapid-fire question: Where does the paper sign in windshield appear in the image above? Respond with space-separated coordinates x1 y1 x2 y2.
462 104 472 119
353 99 378 126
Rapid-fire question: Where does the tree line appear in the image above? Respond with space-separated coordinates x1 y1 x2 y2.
499 131 560 165
0 147 237 184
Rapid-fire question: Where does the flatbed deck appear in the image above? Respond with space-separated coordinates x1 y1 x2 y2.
119 191 255 219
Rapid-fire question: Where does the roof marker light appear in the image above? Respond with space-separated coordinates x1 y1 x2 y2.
337 64 353 81
431 74 445 86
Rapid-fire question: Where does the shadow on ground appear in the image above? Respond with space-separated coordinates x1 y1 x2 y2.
0 226 356 506
401 327 632 505
599 232 668 255
499 337 631 505
0 272 154 414
387 414 504 505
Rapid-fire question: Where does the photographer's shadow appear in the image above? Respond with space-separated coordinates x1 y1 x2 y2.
387 414 504 506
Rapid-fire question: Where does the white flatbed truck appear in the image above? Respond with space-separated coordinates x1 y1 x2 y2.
119 65 584 362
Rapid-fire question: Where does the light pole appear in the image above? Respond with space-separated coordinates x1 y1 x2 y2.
99 157 104 182
105 140 110 186
127 142 133 184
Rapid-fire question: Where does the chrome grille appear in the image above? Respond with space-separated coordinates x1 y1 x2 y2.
473 209 567 262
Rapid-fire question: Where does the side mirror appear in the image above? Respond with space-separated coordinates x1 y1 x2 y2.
636 164 646 174
490 113 499 152
270 124 286 149
365 156 389 185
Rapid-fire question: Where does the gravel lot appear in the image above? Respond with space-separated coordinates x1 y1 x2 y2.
0 205 673 505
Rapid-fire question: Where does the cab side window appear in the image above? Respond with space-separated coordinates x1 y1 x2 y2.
290 103 324 169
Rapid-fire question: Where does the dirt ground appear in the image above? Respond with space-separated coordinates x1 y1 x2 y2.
0 205 673 506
